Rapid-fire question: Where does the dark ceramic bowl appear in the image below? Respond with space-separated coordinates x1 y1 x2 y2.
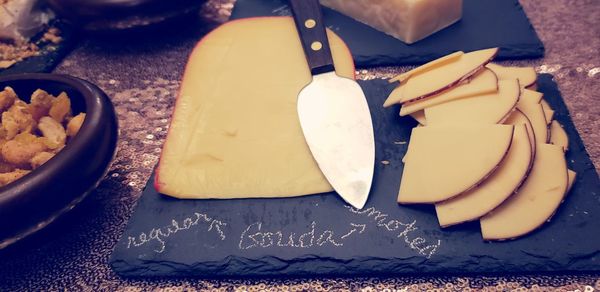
0 73 118 249
47 0 207 31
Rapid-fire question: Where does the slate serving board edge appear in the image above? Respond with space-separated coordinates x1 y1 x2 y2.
110 75 600 278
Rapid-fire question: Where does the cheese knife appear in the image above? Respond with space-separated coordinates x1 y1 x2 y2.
289 0 375 209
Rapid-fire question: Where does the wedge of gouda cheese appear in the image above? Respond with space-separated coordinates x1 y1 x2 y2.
480 144 568 240
156 17 355 199
321 0 463 44
424 79 519 125
398 124 514 204
435 125 532 227
392 48 498 103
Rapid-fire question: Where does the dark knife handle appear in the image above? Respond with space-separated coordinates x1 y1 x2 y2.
289 0 335 75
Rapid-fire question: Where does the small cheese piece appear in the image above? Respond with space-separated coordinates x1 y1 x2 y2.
486 63 537 88
519 89 543 105
409 111 427 125
541 101 555 125
398 124 514 204
435 125 532 227
540 99 555 125
424 79 519 125
517 100 548 144
320 0 463 44
480 144 568 240
550 120 569 151
391 69 498 114
156 17 355 199
390 48 498 103
567 169 577 193
390 52 464 83
503 109 536 164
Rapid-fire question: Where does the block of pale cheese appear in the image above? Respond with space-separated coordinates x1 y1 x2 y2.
320 0 463 44
156 17 355 199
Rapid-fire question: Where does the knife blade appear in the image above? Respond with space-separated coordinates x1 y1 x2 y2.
289 0 375 209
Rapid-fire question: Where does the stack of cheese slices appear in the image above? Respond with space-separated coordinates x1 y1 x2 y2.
385 48 574 241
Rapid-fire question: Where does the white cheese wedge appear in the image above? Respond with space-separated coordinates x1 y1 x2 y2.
435 125 532 227
398 124 514 204
320 0 462 44
550 120 569 151
480 144 568 240
156 17 355 199
391 69 498 115
424 79 519 125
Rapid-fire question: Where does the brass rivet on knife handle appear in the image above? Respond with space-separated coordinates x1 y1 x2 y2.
289 0 335 75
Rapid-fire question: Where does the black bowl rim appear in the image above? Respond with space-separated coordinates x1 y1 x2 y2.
0 73 110 204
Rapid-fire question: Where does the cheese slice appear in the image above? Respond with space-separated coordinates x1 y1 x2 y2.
391 48 498 103
503 109 536 164
424 79 519 125
567 169 577 193
480 144 568 240
541 101 555 125
435 125 532 227
517 101 548 144
486 63 537 88
391 69 498 114
540 99 555 125
320 0 463 44
519 89 543 104
156 17 355 199
390 52 464 84
398 124 514 204
550 120 569 151
409 110 427 125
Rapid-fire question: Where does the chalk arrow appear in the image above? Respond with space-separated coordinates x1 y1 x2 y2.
340 223 367 240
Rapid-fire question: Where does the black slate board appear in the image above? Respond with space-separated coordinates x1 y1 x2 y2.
0 21 74 77
110 74 600 277
230 0 545 67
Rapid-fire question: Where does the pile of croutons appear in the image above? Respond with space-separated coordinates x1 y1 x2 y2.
0 86 85 186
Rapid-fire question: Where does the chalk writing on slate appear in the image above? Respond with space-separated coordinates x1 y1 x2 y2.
126 211 228 253
346 206 442 259
239 221 367 250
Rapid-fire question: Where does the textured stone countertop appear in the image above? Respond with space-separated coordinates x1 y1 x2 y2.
0 0 598 290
